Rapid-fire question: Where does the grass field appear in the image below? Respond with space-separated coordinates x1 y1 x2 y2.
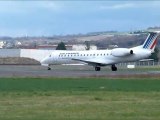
0 78 160 120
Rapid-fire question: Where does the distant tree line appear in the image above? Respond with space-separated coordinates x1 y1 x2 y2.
56 42 66 50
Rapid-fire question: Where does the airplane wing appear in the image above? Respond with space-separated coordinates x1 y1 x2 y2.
72 58 113 66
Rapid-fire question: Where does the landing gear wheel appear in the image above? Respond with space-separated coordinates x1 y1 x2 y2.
95 66 101 71
111 65 117 71
48 67 51 70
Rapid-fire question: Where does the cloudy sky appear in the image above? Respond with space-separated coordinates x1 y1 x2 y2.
0 1 160 36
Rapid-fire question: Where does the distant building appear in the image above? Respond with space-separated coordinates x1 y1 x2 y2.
0 41 6 48
36 45 56 50
72 44 97 51
5 42 15 49
36 44 97 50
15 41 22 46
36 45 72 50
108 45 118 49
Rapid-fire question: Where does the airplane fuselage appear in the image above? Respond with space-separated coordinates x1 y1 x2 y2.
42 48 151 66
40 31 160 71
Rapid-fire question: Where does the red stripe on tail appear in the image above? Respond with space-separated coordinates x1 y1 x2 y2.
150 39 157 49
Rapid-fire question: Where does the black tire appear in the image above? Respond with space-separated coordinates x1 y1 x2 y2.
48 67 51 70
111 65 117 71
95 67 101 71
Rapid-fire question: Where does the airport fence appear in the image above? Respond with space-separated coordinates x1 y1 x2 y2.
118 61 160 67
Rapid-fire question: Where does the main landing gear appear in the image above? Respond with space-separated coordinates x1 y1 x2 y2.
111 64 117 71
94 65 117 71
95 66 101 71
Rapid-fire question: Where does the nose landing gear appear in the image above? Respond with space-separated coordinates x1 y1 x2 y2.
47 65 51 70
48 67 51 70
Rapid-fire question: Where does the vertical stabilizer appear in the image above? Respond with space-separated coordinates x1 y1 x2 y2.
142 31 160 52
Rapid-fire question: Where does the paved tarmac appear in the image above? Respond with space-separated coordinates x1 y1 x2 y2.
0 65 160 78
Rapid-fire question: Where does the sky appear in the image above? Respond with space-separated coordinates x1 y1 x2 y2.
0 1 160 37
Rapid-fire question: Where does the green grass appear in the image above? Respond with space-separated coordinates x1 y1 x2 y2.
0 78 160 92
0 78 160 120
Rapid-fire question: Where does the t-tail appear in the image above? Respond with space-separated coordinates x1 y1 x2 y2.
142 31 160 52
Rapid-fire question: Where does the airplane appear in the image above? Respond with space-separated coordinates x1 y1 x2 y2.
40 31 160 71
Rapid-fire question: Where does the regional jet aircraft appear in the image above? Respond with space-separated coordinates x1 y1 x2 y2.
41 31 160 71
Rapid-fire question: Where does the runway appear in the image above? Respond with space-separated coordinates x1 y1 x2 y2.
0 65 160 78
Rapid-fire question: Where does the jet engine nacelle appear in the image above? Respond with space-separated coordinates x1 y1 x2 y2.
111 48 133 57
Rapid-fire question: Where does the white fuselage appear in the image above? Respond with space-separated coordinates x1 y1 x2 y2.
40 31 160 71
41 46 151 66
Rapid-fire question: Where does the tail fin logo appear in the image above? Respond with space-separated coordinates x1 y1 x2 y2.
143 33 158 50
